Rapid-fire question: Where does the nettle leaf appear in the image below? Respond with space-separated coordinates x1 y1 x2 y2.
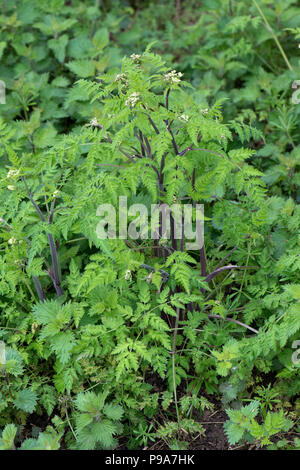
4 348 24 377
92 420 117 449
103 403 124 421
75 391 106 414
93 28 109 50
66 60 95 78
48 34 69 63
224 421 245 445
14 389 38 413
20 428 61 450
0 424 17 450
50 331 76 364
68 36 94 59
34 124 57 148
241 401 260 419
32 299 61 325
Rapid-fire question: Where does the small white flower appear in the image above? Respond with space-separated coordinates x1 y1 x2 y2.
164 70 183 85
124 269 131 280
125 92 140 107
200 108 209 115
52 190 59 198
115 73 127 83
8 237 16 245
179 114 189 122
90 118 99 127
130 53 141 63
6 169 20 179
90 118 103 129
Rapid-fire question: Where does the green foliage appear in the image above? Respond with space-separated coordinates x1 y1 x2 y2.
224 401 293 447
19 427 61 450
0 423 17 450
0 0 299 451
14 389 38 414
0 423 61 450
75 391 123 450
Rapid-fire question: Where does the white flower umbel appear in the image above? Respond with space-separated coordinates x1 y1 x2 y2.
90 118 99 127
125 92 140 108
164 70 183 85
115 73 127 83
178 114 189 122
130 53 141 63
6 169 20 179
90 118 103 129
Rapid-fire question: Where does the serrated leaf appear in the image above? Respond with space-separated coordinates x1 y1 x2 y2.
14 389 37 413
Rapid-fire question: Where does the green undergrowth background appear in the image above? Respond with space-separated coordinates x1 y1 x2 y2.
0 0 299 451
